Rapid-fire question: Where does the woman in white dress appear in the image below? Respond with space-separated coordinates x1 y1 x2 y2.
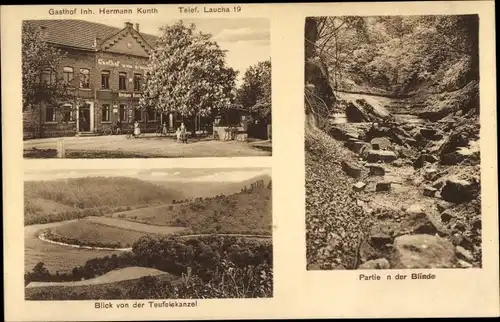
180 122 187 143
133 121 141 138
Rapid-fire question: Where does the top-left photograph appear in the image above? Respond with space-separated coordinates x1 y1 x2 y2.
22 18 272 158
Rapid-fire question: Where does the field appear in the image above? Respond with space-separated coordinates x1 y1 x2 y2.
25 270 180 300
26 266 171 288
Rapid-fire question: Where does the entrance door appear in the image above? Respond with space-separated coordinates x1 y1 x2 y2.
79 104 91 132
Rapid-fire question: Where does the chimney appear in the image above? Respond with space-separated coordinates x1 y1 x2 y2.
125 22 133 28
93 37 101 48
135 23 139 33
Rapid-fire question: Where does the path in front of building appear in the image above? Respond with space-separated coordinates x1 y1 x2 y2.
23 134 272 158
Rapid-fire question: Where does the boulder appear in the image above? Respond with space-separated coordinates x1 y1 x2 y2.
424 168 438 181
441 147 480 166
370 137 392 150
441 177 480 203
455 245 474 262
440 209 456 223
423 186 438 197
390 234 458 269
367 164 385 176
376 181 391 192
346 101 371 122
328 125 360 141
366 150 398 163
341 160 362 178
358 258 390 269
345 139 370 154
358 240 379 263
353 181 366 192
399 206 446 236
420 128 437 139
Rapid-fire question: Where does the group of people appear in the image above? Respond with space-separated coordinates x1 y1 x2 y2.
116 118 187 142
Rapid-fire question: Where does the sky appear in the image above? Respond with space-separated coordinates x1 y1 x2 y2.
24 167 271 183
84 17 270 84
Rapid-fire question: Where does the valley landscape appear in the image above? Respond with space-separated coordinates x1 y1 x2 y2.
24 168 273 300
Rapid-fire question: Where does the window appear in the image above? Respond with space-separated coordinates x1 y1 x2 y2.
63 67 74 83
63 104 74 122
40 69 52 84
119 72 127 90
119 104 127 122
134 107 142 121
102 104 110 122
46 106 56 122
133 74 142 91
147 107 157 121
80 68 90 88
101 71 110 89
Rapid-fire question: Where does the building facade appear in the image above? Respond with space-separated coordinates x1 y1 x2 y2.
23 20 185 139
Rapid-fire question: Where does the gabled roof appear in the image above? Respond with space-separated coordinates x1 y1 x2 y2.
25 20 158 51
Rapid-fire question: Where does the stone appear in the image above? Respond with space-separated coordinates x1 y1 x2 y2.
341 160 362 179
358 240 379 263
369 224 394 248
370 137 392 150
376 181 391 192
366 150 398 163
358 258 390 269
399 207 445 236
457 259 473 268
367 164 385 176
423 186 438 197
390 234 458 269
372 143 380 150
441 148 480 166
420 127 437 139
455 245 474 262
425 154 439 163
345 139 370 154
440 209 456 223
441 177 479 203
353 181 366 192
432 178 446 190
450 234 474 251
436 201 453 213
413 153 427 169
404 137 418 147
424 168 438 181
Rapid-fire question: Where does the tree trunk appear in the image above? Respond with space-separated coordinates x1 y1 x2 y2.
192 113 197 138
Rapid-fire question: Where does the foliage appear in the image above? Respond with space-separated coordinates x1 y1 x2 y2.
139 21 238 129
237 60 272 121
121 185 272 236
25 235 273 299
22 21 78 112
309 15 479 97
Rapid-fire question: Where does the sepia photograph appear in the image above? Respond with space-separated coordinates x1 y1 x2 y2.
24 166 273 300
22 18 272 158
305 15 481 270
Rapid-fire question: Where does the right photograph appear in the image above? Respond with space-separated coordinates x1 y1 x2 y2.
304 15 481 270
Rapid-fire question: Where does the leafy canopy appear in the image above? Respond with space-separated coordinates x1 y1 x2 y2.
139 21 238 117
22 21 76 111
237 60 271 120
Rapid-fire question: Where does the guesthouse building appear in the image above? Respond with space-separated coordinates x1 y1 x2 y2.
23 20 185 138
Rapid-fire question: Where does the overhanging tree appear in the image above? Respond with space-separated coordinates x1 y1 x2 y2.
139 21 238 136
22 22 79 137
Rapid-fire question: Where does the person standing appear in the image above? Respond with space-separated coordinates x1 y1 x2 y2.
180 122 187 143
133 121 141 138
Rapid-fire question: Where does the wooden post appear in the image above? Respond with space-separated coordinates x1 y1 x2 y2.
57 138 65 158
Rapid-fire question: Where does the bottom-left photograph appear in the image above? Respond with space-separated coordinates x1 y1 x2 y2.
24 166 273 300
